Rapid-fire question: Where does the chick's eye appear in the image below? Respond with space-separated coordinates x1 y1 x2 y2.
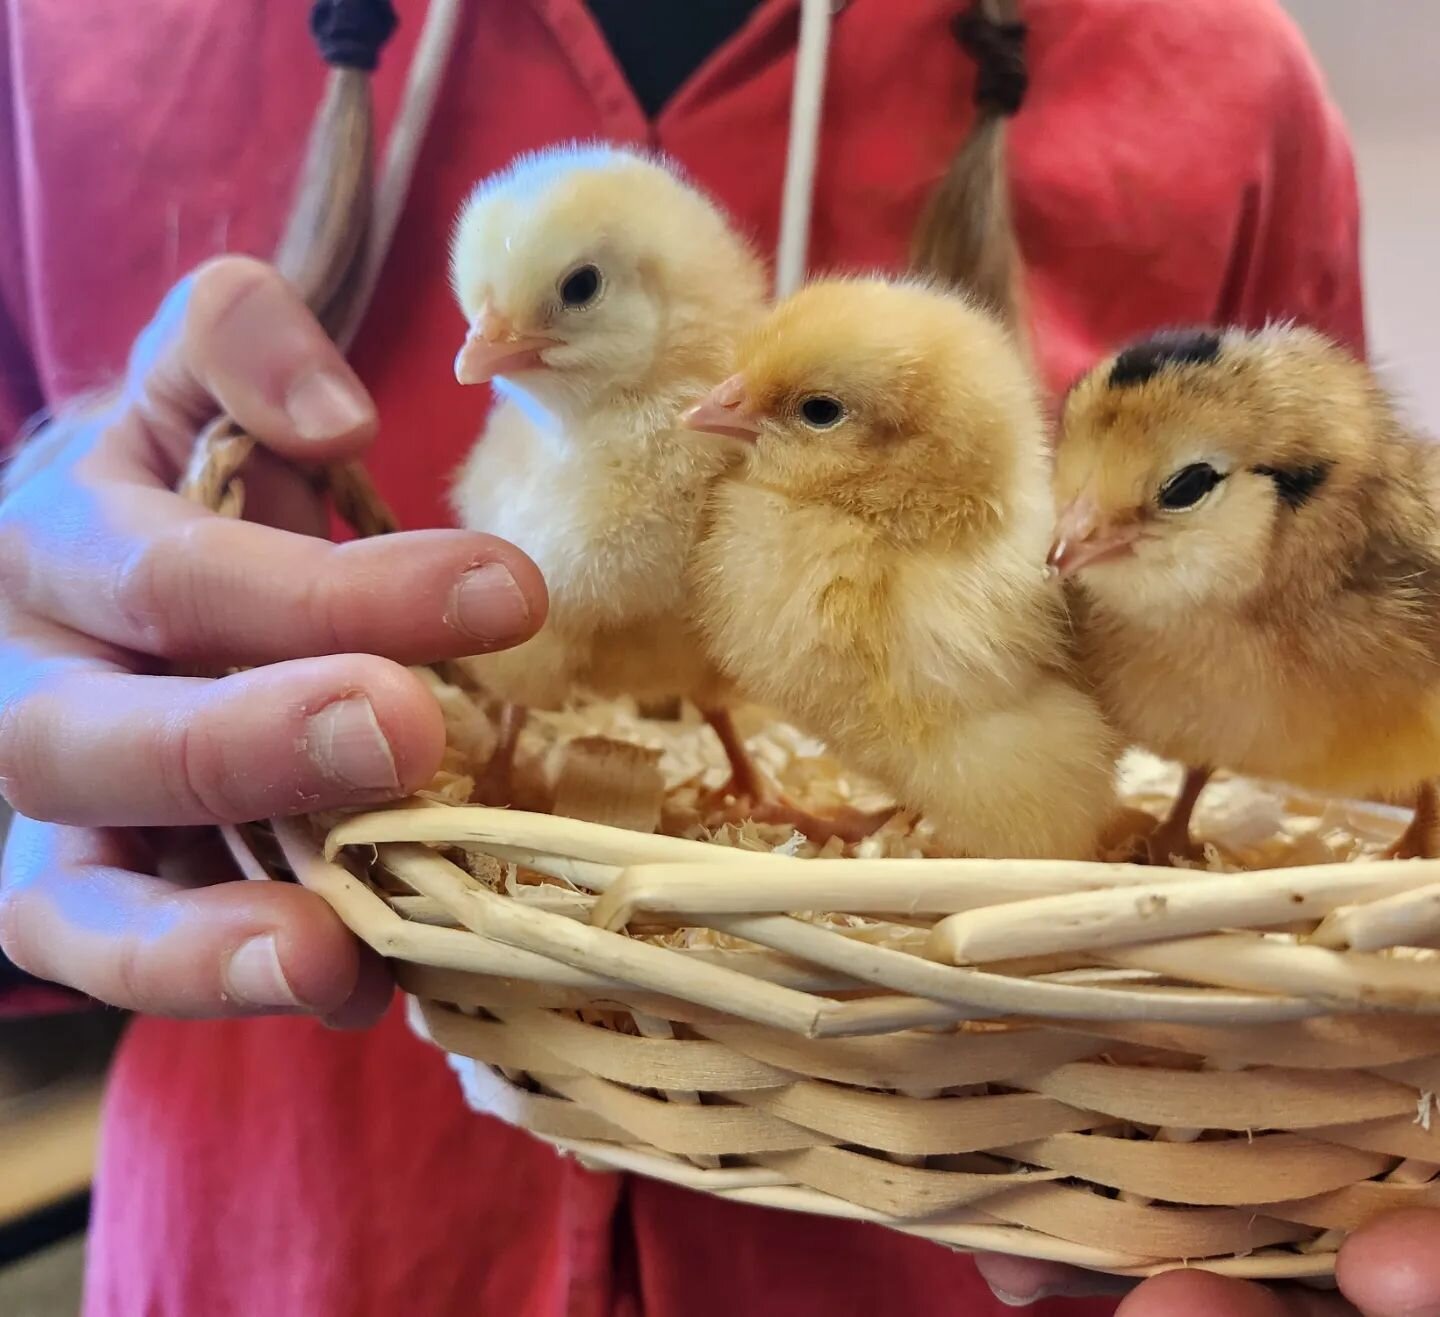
1157 462 1223 511
798 395 845 429
559 264 602 309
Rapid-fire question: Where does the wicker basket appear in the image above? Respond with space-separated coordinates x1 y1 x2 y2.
184 431 1440 1281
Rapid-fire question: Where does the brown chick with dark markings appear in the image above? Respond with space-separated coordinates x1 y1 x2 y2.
1050 326 1440 862
685 279 1120 860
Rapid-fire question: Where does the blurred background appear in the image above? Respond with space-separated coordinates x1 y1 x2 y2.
1287 0 1440 433
0 3 1436 1312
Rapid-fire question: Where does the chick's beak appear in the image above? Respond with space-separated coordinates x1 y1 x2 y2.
454 305 560 384
681 374 761 441
1046 498 1141 579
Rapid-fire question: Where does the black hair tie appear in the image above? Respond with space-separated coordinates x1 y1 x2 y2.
952 4 1029 117
310 0 399 72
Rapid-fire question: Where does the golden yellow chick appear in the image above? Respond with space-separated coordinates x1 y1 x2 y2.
1050 325 1440 861
684 278 1121 860
448 144 768 803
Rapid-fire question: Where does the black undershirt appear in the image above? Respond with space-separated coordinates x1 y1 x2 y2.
587 1 763 119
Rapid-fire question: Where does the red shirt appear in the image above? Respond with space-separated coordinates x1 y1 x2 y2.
0 1 1363 1313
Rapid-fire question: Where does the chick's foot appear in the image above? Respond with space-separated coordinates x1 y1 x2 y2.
701 707 765 804
1143 820 1208 867
471 702 527 806
1141 765 1213 866
1385 780 1440 860
696 708 900 843
747 796 902 847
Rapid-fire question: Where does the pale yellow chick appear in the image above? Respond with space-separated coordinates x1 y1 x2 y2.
449 144 766 800
685 279 1120 860
1051 325 1440 862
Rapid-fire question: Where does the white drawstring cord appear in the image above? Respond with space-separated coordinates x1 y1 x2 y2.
342 0 464 349
774 0 835 298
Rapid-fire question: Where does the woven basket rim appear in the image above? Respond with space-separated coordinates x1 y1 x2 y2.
266 804 1440 1035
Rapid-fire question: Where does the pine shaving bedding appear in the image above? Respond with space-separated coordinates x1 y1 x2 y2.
401 665 1416 959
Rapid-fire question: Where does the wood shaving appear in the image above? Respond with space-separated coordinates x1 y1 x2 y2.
402 678 1430 964
425 678 1413 872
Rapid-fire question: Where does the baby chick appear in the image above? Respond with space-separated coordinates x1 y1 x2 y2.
1050 326 1440 861
449 144 768 804
685 279 1121 860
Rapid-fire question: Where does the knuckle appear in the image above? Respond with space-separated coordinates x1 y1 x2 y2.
0 521 34 611
0 882 41 978
0 671 68 819
110 929 160 1015
183 255 288 346
108 538 174 655
126 257 278 392
298 568 350 656
107 522 208 657
160 700 251 824
128 257 287 396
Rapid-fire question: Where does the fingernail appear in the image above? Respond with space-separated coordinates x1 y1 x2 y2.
305 696 400 793
991 1286 1109 1308
225 934 300 1009
285 370 374 441
451 562 532 642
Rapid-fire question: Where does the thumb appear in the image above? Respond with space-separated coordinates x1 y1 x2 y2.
125 255 377 470
1336 1208 1440 1317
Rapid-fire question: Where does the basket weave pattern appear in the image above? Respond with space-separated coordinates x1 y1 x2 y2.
193 432 1440 1279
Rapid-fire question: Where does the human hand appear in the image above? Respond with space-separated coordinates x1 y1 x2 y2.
0 256 545 1025
976 1209 1440 1315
